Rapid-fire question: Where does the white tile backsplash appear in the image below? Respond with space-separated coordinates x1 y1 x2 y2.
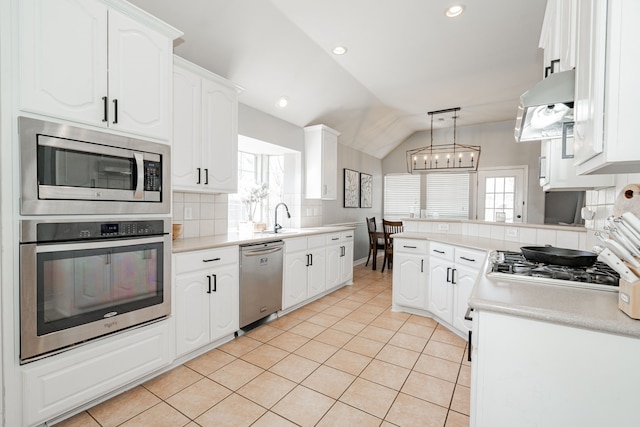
536 229 556 246
556 231 580 250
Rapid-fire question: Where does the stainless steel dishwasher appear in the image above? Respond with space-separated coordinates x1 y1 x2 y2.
239 240 284 328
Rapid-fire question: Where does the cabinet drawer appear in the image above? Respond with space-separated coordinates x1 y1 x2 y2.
326 233 342 245
285 237 307 253
341 231 355 242
430 242 454 261
395 239 428 254
454 247 486 269
308 234 326 249
175 246 238 274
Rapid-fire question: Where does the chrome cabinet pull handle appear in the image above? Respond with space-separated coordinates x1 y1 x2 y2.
102 96 108 122
112 99 118 124
203 257 221 263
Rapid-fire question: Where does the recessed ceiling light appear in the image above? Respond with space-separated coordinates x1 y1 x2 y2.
332 46 348 55
276 97 289 108
445 4 465 18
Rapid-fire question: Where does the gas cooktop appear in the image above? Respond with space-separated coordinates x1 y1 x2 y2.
488 251 620 292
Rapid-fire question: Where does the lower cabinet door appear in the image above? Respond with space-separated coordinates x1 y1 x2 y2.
325 244 342 290
393 253 427 310
283 251 308 309
307 247 326 299
429 258 453 324
209 264 239 341
452 264 478 333
175 271 210 357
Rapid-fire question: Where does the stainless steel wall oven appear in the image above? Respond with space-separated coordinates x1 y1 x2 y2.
19 116 170 215
19 218 171 363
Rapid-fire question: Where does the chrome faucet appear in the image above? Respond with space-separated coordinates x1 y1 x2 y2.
274 202 291 233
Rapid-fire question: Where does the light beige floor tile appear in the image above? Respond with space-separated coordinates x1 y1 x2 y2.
431 327 467 348
245 324 284 342
385 392 448 427
195 393 265 427
269 315 303 331
119 402 190 427
252 411 299 427
165 377 231 419
183 348 236 376
389 331 429 352
333 298 363 310
445 410 470 427
343 335 385 357
450 385 471 416
323 305 354 318
294 340 339 363
272 385 335 427
399 322 436 338
457 364 471 387
325 348 372 376
376 344 420 369
360 359 411 391
413 354 461 383
320 295 343 305
208 358 264 390
317 401 383 427
289 320 327 338
304 300 332 312
314 328 354 347
307 312 341 327
331 318 367 335
241 344 289 369
143 365 203 400
369 315 405 331
237 371 296 408
88 386 160 427
301 365 356 399
357 303 387 316
358 325 395 343
424 340 466 363
402 371 455 408
287 307 317 320
269 353 320 383
340 377 398 419
218 335 262 357
406 314 438 327
345 309 379 324
377 310 411 322
54 411 100 427
267 330 310 352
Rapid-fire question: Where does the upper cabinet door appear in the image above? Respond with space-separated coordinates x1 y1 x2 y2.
172 66 202 191
108 8 172 140
201 78 238 193
19 0 108 123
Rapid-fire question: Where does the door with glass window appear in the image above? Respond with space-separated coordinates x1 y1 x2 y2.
477 168 526 223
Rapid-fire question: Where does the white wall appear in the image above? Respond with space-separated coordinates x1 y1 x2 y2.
382 120 546 224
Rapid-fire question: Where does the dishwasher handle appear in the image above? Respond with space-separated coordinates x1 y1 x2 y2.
243 246 283 257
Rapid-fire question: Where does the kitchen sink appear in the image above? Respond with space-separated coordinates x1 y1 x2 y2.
260 229 300 235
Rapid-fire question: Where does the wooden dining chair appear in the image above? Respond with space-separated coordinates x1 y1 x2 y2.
366 217 384 270
381 219 403 272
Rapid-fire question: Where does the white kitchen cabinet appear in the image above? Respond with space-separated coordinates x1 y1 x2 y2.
539 138 614 191
19 0 180 141
539 0 577 75
283 235 327 309
573 0 640 174
429 242 485 334
471 310 640 427
392 239 429 310
326 231 354 290
23 320 171 427
174 246 239 357
304 125 340 200
173 56 242 193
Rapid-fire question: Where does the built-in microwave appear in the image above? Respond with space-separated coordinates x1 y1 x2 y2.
19 117 170 215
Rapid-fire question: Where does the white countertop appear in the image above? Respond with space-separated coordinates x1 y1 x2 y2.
392 232 640 339
172 226 355 253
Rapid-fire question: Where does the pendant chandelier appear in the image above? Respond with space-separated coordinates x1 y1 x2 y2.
406 107 481 173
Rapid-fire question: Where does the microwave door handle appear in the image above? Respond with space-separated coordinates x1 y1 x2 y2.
133 152 144 199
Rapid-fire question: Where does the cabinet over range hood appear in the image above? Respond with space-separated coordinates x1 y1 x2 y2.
514 69 574 143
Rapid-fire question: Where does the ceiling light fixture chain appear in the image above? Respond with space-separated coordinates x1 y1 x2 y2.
406 107 481 173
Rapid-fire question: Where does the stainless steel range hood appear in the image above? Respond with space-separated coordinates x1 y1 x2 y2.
514 69 574 142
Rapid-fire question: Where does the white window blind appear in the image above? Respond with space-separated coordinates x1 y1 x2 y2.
384 174 420 220
426 173 470 219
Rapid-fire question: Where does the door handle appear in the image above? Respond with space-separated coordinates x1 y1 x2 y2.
102 96 108 122
112 99 118 124
421 259 424 273
446 267 452 283
133 152 144 199
464 306 474 321
434 249 445 254
203 257 221 263
460 256 475 262
309 253 313 266
206 275 212 294
204 168 209 185
467 330 472 362
452 268 457 284
197 168 201 184
212 274 217 292
306 254 310 267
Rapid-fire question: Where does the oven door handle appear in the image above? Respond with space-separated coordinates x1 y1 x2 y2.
35 236 166 253
133 152 144 199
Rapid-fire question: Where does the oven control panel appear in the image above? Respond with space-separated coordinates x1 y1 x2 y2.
34 220 167 242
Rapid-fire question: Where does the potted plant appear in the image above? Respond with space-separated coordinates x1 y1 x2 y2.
240 182 269 231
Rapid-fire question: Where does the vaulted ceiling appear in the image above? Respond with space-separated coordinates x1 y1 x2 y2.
130 0 547 158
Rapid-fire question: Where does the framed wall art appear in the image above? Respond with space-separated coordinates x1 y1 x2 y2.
343 168 360 208
360 172 372 208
